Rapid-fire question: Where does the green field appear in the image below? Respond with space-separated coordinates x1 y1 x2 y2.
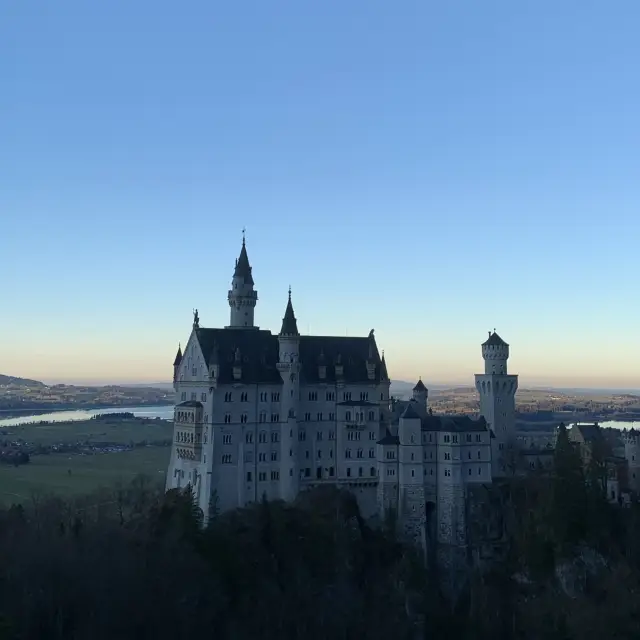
0 418 173 505
0 446 171 504
4 417 174 445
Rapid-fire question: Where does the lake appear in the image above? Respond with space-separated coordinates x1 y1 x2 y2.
0 405 174 427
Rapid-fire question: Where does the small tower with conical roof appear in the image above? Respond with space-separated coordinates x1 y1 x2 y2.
276 287 301 500
227 232 258 329
474 331 518 478
172 344 183 389
412 378 428 411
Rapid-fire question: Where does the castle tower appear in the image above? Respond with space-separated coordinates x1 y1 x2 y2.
624 429 640 494
398 403 425 542
172 344 182 389
412 378 428 412
276 288 301 501
474 331 518 478
227 233 258 329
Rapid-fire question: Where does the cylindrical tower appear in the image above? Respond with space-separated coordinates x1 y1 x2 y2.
227 234 258 329
482 331 509 374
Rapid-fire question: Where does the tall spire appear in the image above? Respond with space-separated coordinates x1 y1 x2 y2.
227 232 258 329
279 287 299 336
173 344 183 366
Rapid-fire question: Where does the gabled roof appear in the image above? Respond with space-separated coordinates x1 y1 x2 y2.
401 403 421 420
421 414 489 433
482 331 508 347
377 430 400 446
233 238 254 285
173 345 183 366
413 378 427 392
576 423 604 444
280 290 299 336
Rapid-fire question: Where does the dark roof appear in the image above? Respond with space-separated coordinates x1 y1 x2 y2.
233 238 254 286
576 423 604 443
482 331 509 347
377 430 400 446
380 353 389 381
194 328 384 386
280 290 299 336
413 379 427 392
196 328 282 384
421 415 488 433
173 345 183 366
298 335 384 384
176 400 203 408
401 403 421 420
338 400 378 407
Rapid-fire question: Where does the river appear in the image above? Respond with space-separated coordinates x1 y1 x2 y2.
0 405 174 427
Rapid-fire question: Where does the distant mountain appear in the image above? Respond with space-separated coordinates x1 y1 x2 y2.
0 374 45 388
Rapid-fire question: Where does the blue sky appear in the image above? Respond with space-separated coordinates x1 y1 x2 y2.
1 1 639 387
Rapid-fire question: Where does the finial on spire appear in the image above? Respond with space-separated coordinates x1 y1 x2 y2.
242 227 246 246
288 284 291 300
493 327 496 333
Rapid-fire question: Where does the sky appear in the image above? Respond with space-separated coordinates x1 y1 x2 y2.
1 1 639 388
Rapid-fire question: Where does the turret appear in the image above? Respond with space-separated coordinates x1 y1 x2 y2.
276 288 301 500
227 232 258 329
482 331 509 374
412 378 428 411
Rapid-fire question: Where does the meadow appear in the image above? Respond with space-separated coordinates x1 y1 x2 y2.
0 417 173 504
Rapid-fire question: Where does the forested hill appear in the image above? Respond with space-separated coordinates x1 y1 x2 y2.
0 374 44 388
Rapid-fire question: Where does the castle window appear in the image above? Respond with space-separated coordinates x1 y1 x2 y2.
316 467 322 479
224 392 232 402
299 430 306 442
317 412 323 421
330 449 333 458
369 448 375 458
259 412 266 423
271 392 280 402
246 433 253 444
308 391 318 401
468 468 472 476
246 471 252 482
430 469 433 475
357 448 363 459
452 435 458 443
369 431 376 440
271 432 279 443
181 392 186 401
345 411 352 421
329 430 335 440
466 434 472 442
201 393 207 402
360 392 368 401
221 454 232 464
259 472 267 482
499 443 504 451
346 449 352 459
444 469 451 477
271 414 280 422
359 467 363 477
304 468 311 477
386 450 395 460
258 452 266 462
370 467 376 477
477 451 481 459
190 393 196 401
224 413 231 424
192 367 197 377
368 411 375 421
316 431 323 441
329 466 335 476
411 469 415 477
305 450 310 459
410 435 415 444
444 453 451 460
223 434 232 445
204 414 208 423
240 414 248 424
241 392 248 402
468 452 471 460
386 468 395 476
271 451 278 461
317 450 322 459
260 392 267 402
326 391 335 401
329 413 335 421
478 467 482 475
347 467 352 477
343 392 352 401
429 434 433 443
443 435 451 443
305 412 311 421
259 431 267 443
411 453 415 461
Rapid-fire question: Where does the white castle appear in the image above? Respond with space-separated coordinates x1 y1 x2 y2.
166 236 518 546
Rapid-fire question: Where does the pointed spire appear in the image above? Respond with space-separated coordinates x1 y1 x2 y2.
413 378 427 392
233 231 254 285
380 351 389 380
173 344 183 366
279 287 299 336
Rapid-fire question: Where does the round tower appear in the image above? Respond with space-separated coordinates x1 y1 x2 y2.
482 331 509 374
276 288 301 500
624 428 640 494
227 232 258 329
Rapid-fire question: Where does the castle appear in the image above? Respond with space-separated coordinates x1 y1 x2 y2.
166 236 518 546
